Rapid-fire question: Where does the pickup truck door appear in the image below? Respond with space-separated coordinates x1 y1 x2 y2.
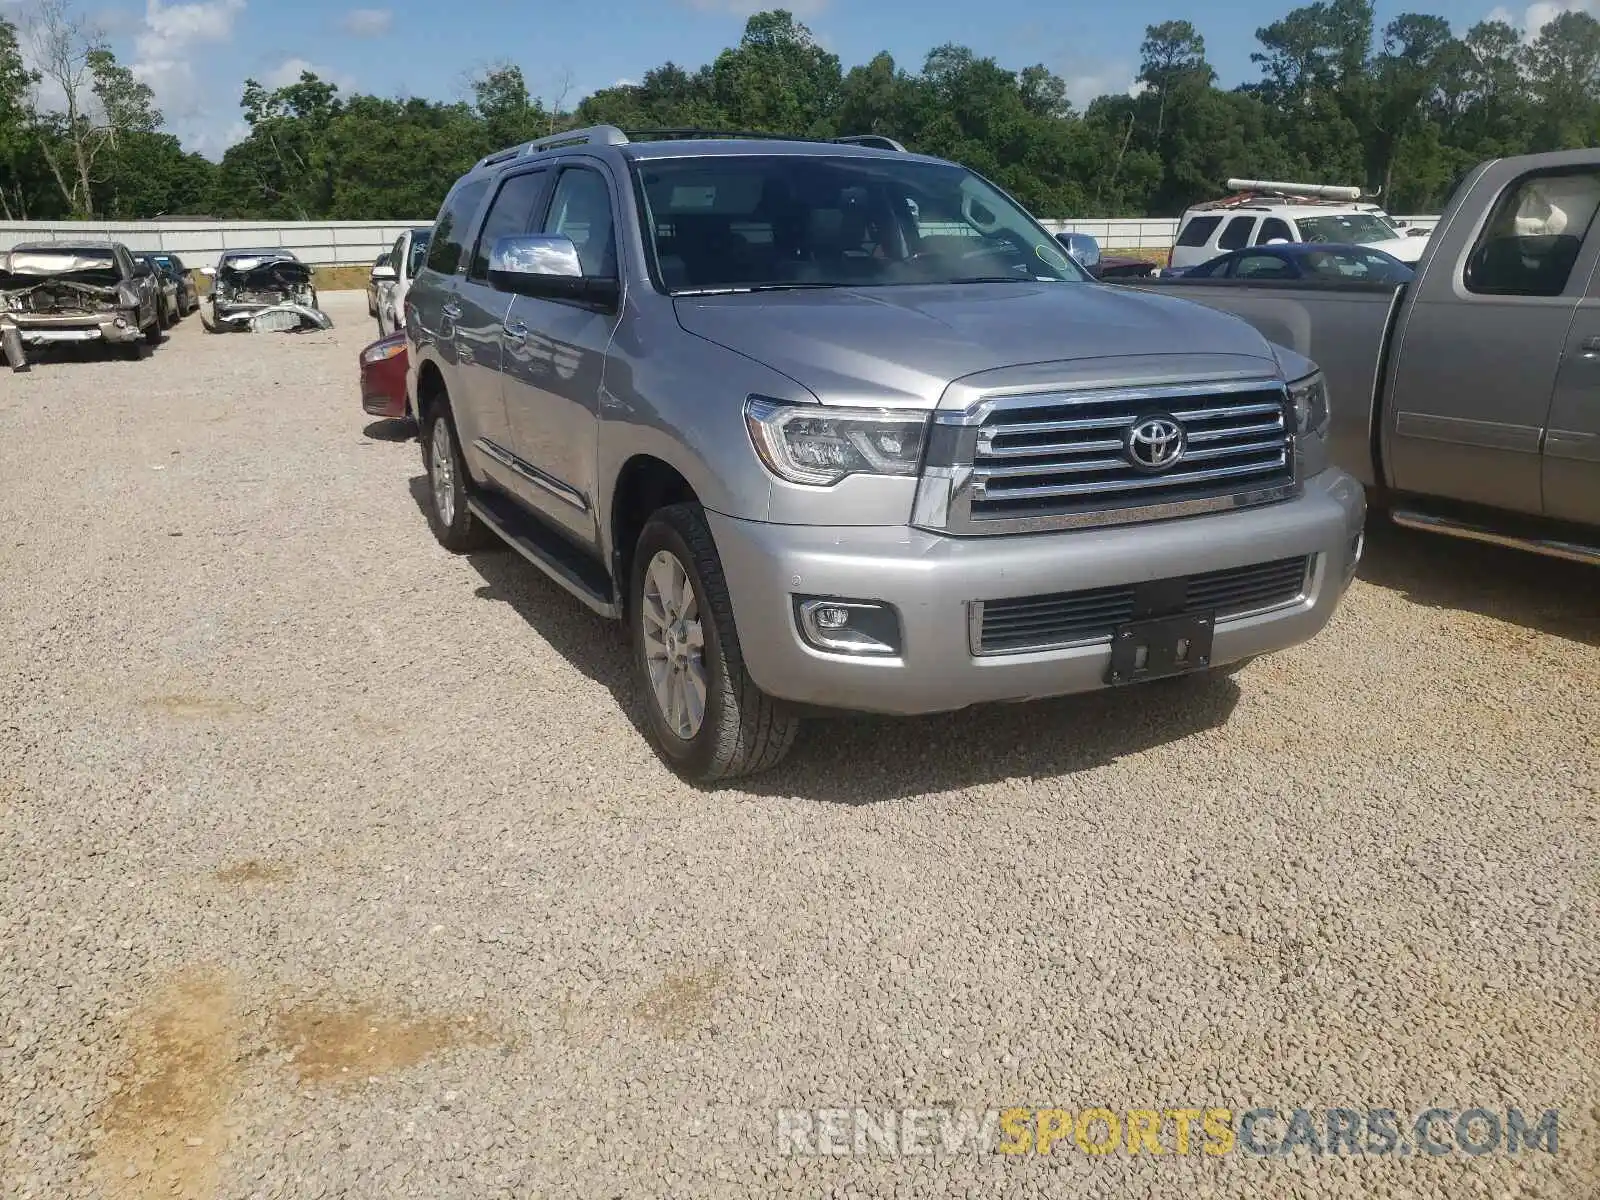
1545 251 1600 525
500 162 621 547
1383 162 1600 516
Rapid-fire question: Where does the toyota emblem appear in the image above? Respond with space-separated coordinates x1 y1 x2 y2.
1124 414 1186 472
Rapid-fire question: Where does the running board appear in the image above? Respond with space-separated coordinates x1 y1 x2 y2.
1390 508 1600 566
467 493 621 618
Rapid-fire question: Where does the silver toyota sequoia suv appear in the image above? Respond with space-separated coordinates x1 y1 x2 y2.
406 126 1367 780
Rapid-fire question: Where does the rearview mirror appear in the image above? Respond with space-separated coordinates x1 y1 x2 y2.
371 264 397 282
487 235 618 306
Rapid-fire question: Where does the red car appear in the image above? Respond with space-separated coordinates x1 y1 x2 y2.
360 331 408 421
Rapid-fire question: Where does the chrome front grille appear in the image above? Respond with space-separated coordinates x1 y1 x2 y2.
911 379 1300 535
971 381 1293 523
975 555 1313 655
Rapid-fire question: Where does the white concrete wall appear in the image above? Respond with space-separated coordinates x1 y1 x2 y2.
0 220 431 265
0 214 1443 263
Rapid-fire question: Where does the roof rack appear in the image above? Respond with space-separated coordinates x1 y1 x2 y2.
472 126 908 170
472 124 630 171
1191 177 1379 212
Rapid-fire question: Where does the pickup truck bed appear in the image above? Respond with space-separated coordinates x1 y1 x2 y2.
1116 149 1600 568
1120 277 1401 488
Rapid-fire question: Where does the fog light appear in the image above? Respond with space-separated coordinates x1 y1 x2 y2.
114 316 128 328
813 605 850 630
795 597 901 656
1344 530 1364 590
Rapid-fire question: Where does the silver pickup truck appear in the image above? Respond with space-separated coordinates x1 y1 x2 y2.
406 127 1366 779
1127 149 1600 566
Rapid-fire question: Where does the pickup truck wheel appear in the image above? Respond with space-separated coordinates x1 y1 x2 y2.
422 404 494 553
143 318 163 346
121 340 150 362
631 504 799 781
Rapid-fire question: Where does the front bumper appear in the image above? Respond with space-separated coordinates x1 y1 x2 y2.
2 315 142 344
709 467 1366 715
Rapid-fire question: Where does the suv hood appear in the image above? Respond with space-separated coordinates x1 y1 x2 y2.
1362 235 1426 263
673 281 1279 407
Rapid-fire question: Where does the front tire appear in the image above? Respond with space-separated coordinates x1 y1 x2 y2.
422 402 495 553
631 503 799 781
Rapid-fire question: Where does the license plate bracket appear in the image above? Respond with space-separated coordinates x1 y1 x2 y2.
1106 612 1215 685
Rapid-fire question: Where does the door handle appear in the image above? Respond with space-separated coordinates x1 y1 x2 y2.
503 322 529 340
441 302 462 319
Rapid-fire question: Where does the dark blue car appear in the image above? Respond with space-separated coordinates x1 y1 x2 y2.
1166 242 1415 283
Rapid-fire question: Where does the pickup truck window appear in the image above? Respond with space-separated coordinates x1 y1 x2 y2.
1218 216 1254 250
1465 168 1600 298
1177 216 1222 247
634 154 1087 293
426 178 490 276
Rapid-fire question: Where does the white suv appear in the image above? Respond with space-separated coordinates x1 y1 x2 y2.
372 226 432 336
1169 182 1428 270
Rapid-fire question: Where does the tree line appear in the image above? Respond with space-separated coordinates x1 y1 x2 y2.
2 1 1599 224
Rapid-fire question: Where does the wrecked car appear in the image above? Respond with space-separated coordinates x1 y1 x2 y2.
1 241 163 368
202 248 332 333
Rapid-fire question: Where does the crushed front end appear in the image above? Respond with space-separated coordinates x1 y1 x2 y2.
209 257 330 332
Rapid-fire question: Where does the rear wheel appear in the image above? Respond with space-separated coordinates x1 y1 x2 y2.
631 503 799 781
422 401 495 553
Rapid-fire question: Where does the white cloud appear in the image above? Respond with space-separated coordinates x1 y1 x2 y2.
1487 0 1593 38
1062 66 1143 110
613 76 638 87
263 56 355 92
130 0 247 128
339 7 392 37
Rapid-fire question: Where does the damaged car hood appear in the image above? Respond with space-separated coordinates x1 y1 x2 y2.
218 257 313 288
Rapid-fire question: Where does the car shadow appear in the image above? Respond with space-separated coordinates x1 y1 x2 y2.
6 340 160 369
412 479 1246 802
363 418 415 442
1358 520 1599 648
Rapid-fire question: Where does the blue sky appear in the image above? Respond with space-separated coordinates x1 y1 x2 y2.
35 0 1574 158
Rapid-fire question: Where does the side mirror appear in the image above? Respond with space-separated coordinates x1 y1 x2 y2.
371 264 398 282
1055 231 1102 269
487 235 618 306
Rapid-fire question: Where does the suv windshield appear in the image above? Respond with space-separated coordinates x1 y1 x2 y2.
633 154 1088 293
1297 213 1398 246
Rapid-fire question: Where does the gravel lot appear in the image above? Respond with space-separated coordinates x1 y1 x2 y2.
1 291 1596 1200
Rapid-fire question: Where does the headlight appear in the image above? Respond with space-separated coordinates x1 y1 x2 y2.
362 339 406 365
1289 372 1330 438
744 396 929 486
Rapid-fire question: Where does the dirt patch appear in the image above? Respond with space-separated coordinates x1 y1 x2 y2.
142 695 258 720
96 968 239 1200
632 967 723 1038
272 1001 489 1088
213 859 292 885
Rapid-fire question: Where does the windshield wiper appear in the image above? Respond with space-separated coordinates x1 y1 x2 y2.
945 275 1035 284
672 282 844 296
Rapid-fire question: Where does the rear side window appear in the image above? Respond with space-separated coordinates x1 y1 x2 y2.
1233 253 1295 280
1218 216 1256 251
1465 168 1600 298
470 170 550 281
1177 216 1222 247
1256 218 1293 245
426 178 490 276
